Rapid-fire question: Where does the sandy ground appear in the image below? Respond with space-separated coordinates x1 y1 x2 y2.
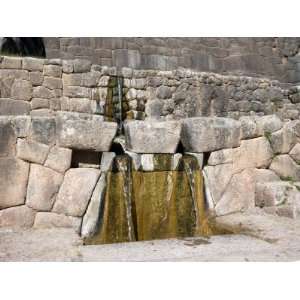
1 212 300 262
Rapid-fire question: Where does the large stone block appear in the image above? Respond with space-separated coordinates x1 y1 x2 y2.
255 182 295 207
0 99 30 115
81 172 107 238
16 138 50 164
0 205 36 228
11 79 32 101
30 117 56 145
1 56 22 69
26 164 63 211
270 154 300 181
0 117 16 157
53 168 100 217
181 117 241 152
56 112 117 151
23 57 44 71
33 212 81 232
44 146 72 173
289 143 300 163
0 158 29 209
124 120 181 153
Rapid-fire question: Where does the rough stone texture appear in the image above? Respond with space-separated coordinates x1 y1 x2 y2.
270 155 300 181
56 112 117 151
0 158 29 209
26 164 63 211
11 79 32 101
100 152 116 171
0 98 30 115
124 120 181 153
34 212 81 232
0 117 16 157
255 182 295 207
44 146 72 173
240 115 283 139
208 148 237 166
270 122 298 154
30 117 56 145
0 206 36 228
16 138 49 164
23 57 44 71
215 169 256 216
53 168 100 217
81 172 107 238
289 143 300 163
181 117 241 152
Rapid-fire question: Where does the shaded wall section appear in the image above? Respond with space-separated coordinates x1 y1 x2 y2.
44 37 300 83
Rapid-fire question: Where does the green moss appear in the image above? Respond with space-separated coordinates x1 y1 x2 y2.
264 131 272 143
280 176 294 182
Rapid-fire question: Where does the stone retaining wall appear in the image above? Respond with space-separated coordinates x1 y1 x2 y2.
44 37 300 84
1 114 300 232
1 55 300 122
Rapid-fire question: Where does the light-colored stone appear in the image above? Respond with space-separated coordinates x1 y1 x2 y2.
100 152 116 171
215 169 256 216
44 146 72 173
0 158 29 208
208 148 237 165
29 71 43 86
23 57 44 71
0 205 36 228
172 153 182 170
31 98 49 109
141 154 154 171
32 86 55 99
43 65 62 78
34 212 81 232
270 154 300 181
53 168 100 217
73 59 91 73
240 115 283 139
16 138 49 164
254 168 280 182
10 116 31 138
289 143 300 163
26 164 63 211
233 137 274 171
43 77 62 90
1 56 22 69
56 112 117 151
0 99 30 115
11 79 32 101
81 172 107 238
181 117 241 152
125 151 141 171
270 122 297 154
124 120 181 153
255 182 295 207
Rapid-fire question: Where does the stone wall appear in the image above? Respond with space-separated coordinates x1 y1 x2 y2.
1 114 300 233
1 55 300 122
44 37 300 84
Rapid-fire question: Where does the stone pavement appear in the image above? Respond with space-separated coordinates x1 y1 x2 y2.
1 211 300 262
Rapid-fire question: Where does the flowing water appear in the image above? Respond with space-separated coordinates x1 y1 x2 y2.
86 154 215 245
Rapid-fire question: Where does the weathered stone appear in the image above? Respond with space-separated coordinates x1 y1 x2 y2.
29 71 44 86
30 117 56 145
254 168 280 182
53 168 100 217
43 65 62 78
145 99 164 118
34 212 81 232
172 153 182 170
11 79 32 101
233 137 274 171
43 77 62 90
23 57 44 71
255 182 295 207
156 85 172 99
16 138 49 164
65 98 97 114
26 164 63 211
10 116 31 138
62 60 74 73
63 86 91 98
208 148 237 165
30 109 53 117
141 154 154 171
125 151 141 170
181 117 241 152
239 115 283 139
31 98 49 109
269 122 297 154
185 153 204 169
289 143 300 163
44 146 72 173
73 59 92 73
0 158 29 209
32 86 55 99
215 169 256 216
100 152 116 171
270 154 300 181
56 112 117 151
1 56 22 69
0 205 36 228
0 117 16 157
0 99 30 115
124 120 181 153
81 172 107 238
